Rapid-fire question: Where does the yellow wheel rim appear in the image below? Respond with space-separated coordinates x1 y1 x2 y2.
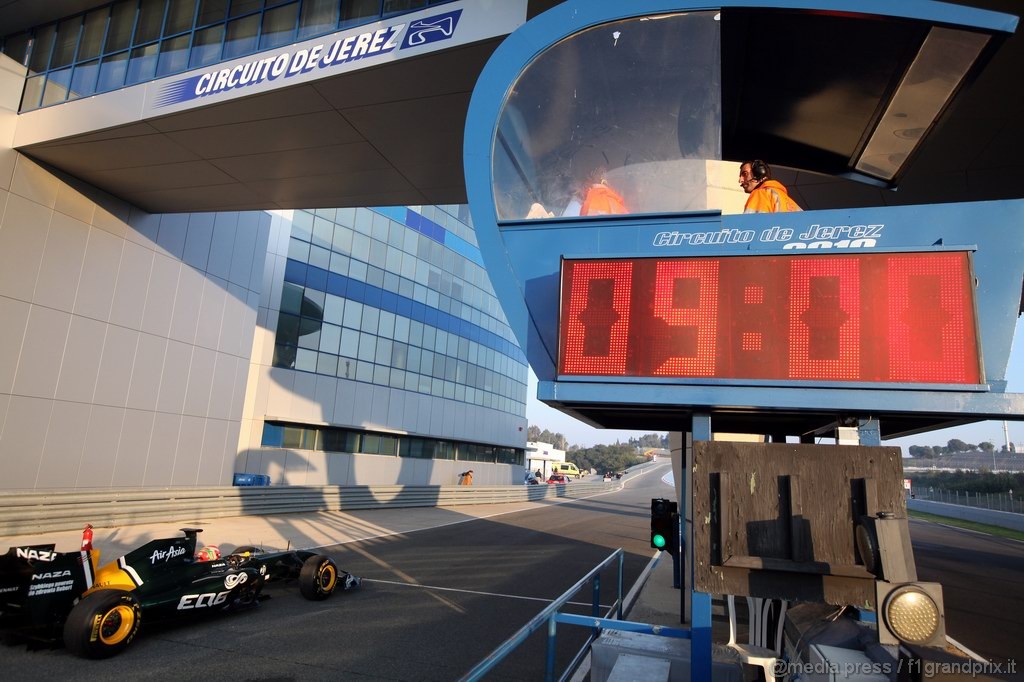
98 605 135 645
319 564 337 592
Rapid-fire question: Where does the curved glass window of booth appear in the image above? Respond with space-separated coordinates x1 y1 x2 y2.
492 11 744 222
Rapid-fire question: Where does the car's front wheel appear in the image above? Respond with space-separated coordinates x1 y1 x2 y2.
63 589 141 659
299 555 339 600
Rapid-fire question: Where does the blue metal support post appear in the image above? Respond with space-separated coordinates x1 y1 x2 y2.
689 413 713 682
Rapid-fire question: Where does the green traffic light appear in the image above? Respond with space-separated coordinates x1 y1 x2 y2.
652 534 666 549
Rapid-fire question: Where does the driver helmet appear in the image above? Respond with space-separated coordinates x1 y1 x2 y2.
195 545 221 561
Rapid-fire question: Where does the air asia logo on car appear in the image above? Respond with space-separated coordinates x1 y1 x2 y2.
148 545 187 564
401 10 462 48
151 8 462 109
16 547 56 561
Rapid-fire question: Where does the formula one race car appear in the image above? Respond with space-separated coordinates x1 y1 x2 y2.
0 527 359 658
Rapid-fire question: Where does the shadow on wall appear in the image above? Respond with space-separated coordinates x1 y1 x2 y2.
237 446 522 488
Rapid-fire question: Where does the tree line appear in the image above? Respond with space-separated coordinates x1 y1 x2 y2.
527 425 667 474
906 438 1015 458
908 470 1024 493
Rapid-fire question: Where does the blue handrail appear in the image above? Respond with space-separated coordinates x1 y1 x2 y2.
460 549 690 682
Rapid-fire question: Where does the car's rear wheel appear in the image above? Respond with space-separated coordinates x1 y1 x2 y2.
299 555 338 600
63 590 141 659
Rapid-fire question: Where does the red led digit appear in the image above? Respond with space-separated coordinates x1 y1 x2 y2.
652 260 719 376
788 257 860 379
559 252 979 385
887 253 978 383
562 260 633 374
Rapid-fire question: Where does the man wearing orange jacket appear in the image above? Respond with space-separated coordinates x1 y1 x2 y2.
739 160 802 213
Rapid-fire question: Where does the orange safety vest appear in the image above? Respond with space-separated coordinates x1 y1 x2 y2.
743 180 802 213
581 184 628 216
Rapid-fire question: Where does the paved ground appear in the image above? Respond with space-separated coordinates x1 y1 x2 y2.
1 491 745 678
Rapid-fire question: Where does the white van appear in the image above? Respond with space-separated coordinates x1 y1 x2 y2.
551 462 582 479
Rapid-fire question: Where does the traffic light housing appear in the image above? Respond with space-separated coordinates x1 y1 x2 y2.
650 498 678 554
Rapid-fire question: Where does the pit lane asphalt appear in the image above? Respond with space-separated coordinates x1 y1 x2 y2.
0 465 675 680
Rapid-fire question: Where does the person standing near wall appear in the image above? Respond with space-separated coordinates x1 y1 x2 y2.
459 469 474 486
738 159 802 213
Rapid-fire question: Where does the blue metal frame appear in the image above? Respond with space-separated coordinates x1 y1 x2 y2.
462 2 1023 679
460 549 692 682
463 2 1024 420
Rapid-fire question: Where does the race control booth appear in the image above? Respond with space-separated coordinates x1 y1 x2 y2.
463 1 1023 679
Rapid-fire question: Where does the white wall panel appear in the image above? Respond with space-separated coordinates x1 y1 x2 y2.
230 212 260 287
111 408 154 486
126 209 160 247
74 227 123 321
109 240 154 329
168 264 204 344
77 405 124 487
157 339 192 414
140 252 182 336
208 212 238 281
183 212 215 270
34 211 89 312
92 200 131 239
0 296 30 395
156 212 189 259
183 346 217 416
333 379 356 425
55 315 107 403
14 305 71 400
126 333 168 411
370 384 389 428
10 156 59 210
172 415 205 486
197 418 229 484
208 354 238 421
145 412 182 486
93 325 139 407
54 181 96 225
0 194 50 302
291 371 319 421
39 400 91 488
195 276 227 351
0 396 52 488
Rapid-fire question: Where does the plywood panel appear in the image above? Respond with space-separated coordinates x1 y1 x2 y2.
693 441 904 607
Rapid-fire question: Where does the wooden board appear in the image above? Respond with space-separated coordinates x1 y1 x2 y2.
692 441 905 607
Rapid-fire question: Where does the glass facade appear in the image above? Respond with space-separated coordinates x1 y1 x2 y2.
262 421 523 465
274 205 529 419
1 0 456 112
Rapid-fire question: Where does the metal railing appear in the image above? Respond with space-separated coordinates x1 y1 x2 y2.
460 549 689 682
913 489 1022 514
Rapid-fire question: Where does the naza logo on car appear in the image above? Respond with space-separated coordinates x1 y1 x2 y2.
32 570 71 580
177 591 230 609
16 547 56 561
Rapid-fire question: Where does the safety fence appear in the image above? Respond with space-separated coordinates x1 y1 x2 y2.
0 480 620 536
906 498 1024 532
912 489 1023 514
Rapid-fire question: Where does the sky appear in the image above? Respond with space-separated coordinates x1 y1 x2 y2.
525 317 1024 453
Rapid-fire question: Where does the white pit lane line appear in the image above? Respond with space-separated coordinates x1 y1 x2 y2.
361 577 614 610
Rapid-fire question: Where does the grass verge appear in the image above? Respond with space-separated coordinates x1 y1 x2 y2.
909 509 1024 542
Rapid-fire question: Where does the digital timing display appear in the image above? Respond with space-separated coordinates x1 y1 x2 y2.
558 253 981 384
